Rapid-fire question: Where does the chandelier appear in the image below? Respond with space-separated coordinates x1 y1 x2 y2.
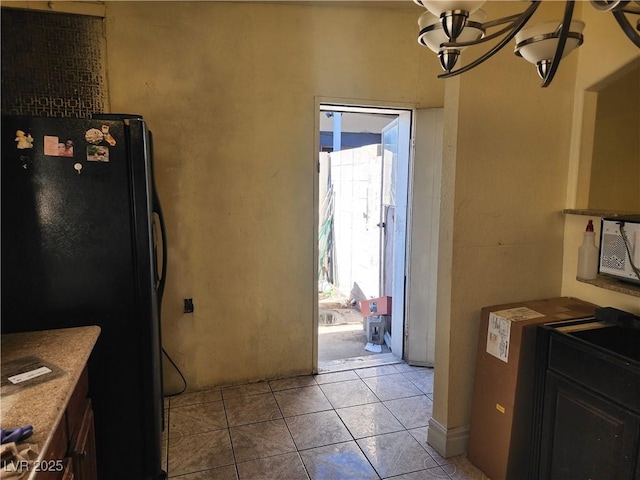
415 0 640 87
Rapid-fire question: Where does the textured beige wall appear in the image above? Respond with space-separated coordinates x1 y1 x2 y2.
432 0 583 444
561 3 640 315
104 1 443 389
589 67 640 211
567 6 640 209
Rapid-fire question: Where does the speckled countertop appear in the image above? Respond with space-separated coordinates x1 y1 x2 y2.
1 326 100 474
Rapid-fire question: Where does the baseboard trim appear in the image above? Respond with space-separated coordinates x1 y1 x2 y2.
427 418 469 458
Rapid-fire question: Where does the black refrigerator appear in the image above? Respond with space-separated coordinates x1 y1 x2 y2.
1 114 166 480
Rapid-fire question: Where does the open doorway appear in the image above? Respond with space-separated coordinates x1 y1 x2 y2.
317 104 412 372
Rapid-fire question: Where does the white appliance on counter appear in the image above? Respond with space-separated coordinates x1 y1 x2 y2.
599 216 640 284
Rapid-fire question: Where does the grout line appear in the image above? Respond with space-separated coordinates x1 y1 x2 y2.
272 385 314 480
219 393 241 480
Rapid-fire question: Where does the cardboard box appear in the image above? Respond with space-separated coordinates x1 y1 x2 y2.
359 296 392 316
467 297 598 480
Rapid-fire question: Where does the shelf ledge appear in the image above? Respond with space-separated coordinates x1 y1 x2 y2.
577 276 640 298
564 209 640 218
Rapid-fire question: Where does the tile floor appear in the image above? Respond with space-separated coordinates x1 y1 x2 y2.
162 362 490 479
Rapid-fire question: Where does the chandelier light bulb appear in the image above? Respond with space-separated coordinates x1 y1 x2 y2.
418 9 486 71
514 20 585 79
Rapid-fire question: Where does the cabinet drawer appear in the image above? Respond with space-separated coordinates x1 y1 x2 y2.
548 334 640 412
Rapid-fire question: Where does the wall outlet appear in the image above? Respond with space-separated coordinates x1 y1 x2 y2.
183 298 194 313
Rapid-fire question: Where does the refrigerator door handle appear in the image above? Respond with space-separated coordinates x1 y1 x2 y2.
153 203 167 304
148 129 167 305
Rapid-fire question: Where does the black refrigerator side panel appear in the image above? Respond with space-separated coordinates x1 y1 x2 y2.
1 116 162 480
126 119 164 480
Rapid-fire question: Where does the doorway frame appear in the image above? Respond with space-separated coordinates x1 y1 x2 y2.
312 97 417 373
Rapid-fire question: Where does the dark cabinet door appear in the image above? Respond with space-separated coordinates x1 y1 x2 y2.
70 400 98 480
60 459 75 480
539 371 640 480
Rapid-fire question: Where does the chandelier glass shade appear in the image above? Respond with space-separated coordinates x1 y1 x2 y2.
418 9 487 71
414 0 640 87
514 20 585 80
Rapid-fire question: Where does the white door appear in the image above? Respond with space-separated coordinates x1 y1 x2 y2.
379 112 411 357
405 108 443 366
380 108 443 365
379 119 398 297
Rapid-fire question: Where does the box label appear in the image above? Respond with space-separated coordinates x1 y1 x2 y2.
487 313 511 362
486 307 544 363
493 307 545 322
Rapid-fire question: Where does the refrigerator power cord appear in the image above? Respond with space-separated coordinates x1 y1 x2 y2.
162 347 188 397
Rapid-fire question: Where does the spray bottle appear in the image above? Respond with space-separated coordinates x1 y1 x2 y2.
577 219 599 280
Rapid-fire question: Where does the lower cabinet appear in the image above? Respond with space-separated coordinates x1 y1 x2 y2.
60 459 74 480
69 399 98 480
533 326 640 480
35 367 98 480
538 371 639 479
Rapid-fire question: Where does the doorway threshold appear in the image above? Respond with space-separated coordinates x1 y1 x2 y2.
318 353 401 373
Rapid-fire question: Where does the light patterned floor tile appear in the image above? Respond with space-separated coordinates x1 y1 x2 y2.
362 374 423 401
229 419 296 463
171 388 223 408
285 410 352 450
357 430 435 478
412 427 453 466
165 362 450 480
237 452 310 480
402 369 435 395
441 456 491 480
222 382 271 399
170 465 238 479
224 392 281 427
169 400 227 438
336 403 404 439
384 395 432 429
314 370 359 384
393 364 429 373
389 467 451 480
355 365 399 378
270 375 318 391
319 379 379 408
274 385 333 417
168 429 234 477
163 409 169 440
300 441 380 480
